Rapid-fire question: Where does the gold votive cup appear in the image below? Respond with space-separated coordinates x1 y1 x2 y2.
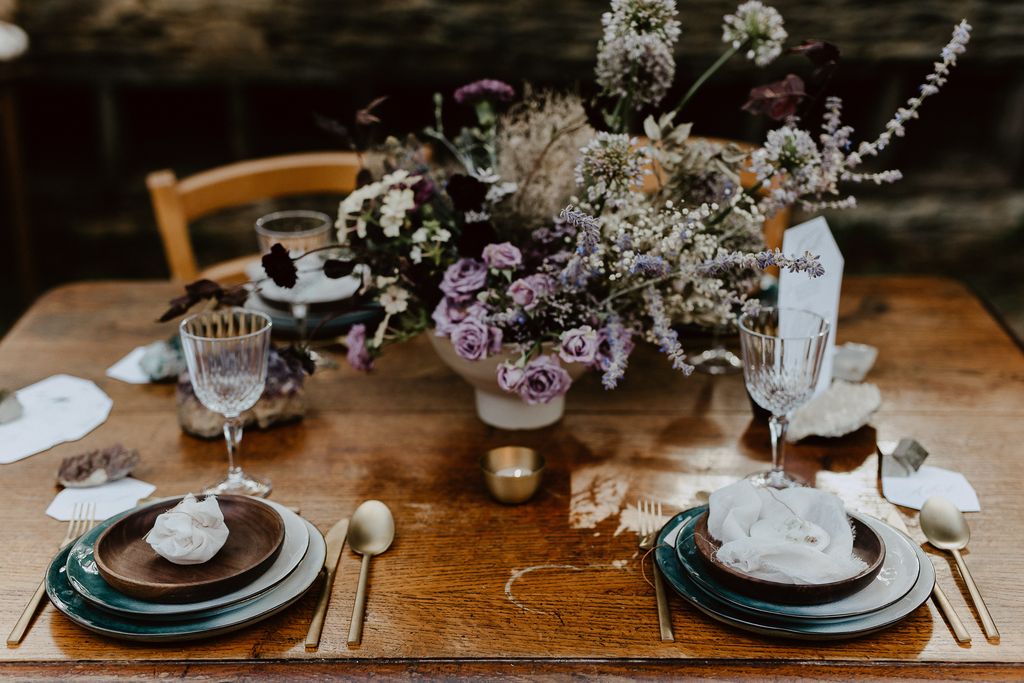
480 446 545 504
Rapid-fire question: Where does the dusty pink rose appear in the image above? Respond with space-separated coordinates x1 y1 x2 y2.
559 325 599 364
482 242 523 270
507 274 555 311
517 354 572 405
496 362 525 393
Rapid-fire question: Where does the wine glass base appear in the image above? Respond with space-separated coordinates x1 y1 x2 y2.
688 347 742 375
203 474 272 498
746 470 806 489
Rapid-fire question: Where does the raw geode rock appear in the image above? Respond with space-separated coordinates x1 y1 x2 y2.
832 342 878 382
879 438 929 477
58 444 140 487
0 389 23 424
788 380 882 442
139 337 186 382
177 348 306 439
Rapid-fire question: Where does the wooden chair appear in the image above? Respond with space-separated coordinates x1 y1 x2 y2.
146 151 363 283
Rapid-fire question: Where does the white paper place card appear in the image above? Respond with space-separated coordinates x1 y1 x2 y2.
882 465 980 512
778 217 844 396
0 375 113 464
46 477 157 521
106 346 151 384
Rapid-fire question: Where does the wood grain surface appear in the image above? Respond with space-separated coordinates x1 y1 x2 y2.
0 276 1021 679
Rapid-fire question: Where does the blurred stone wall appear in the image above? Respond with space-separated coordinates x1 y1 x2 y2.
2 0 1023 336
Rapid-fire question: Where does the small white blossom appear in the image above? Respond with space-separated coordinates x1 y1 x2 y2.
485 181 518 203
432 228 452 243
379 285 410 314
722 1 787 67
410 246 423 264
411 227 429 243
379 187 415 237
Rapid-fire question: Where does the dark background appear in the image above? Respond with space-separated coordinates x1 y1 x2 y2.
1 0 1021 337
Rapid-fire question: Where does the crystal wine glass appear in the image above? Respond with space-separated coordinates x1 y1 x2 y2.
738 307 830 488
180 308 273 497
255 210 332 341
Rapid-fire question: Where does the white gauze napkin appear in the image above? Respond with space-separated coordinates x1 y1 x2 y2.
707 480 866 585
145 494 229 565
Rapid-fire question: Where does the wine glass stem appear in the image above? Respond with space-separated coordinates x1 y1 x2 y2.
768 414 789 476
223 416 245 482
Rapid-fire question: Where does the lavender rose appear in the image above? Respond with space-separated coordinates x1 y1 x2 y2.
516 355 572 405
451 318 503 361
496 362 525 392
559 325 599 364
432 297 486 337
345 324 373 371
440 258 487 302
453 79 515 105
507 274 555 311
482 242 523 270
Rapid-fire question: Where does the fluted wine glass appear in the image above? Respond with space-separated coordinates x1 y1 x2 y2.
738 307 830 488
180 308 273 497
255 210 332 342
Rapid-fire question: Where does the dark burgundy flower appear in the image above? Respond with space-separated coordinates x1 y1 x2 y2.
455 220 498 258
217 285 250 307
742 74 807 121
446 174 488 212
356 168 374 188
158 279 247 322
278 344 316 376
789 40 840 67
261 243 298 288
323 259 356 279
412 177 436 207
355 96 387 126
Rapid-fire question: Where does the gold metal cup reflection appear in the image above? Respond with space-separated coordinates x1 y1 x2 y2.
480 447 545 504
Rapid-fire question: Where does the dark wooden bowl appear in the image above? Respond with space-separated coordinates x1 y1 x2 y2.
94 495 285 604
692 510 885 605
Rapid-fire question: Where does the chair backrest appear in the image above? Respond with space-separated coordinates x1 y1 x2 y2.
147 151 363 282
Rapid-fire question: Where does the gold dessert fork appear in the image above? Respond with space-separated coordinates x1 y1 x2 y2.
7 503 97 646
637 498 673 642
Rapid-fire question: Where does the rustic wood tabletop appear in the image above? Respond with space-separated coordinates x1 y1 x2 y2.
0 276 1021 679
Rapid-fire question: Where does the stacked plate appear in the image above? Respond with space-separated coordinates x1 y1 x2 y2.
655 505 935 640
45 496 326 642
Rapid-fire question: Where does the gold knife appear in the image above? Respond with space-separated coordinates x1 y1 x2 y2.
305 517 349 650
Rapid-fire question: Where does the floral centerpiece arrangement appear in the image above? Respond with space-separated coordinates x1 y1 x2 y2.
163 0 971 429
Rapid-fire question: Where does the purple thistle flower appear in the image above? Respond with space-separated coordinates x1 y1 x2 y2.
453 79 516 105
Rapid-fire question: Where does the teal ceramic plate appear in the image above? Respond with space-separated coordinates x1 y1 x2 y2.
655 507 935 640
675 506 921 620
46 518 325 642
66 498 310 620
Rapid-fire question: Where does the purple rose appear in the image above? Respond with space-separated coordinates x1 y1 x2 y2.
453 79 515 105
345 324 373 371
482 242 522 270
440 258 487 302
496 362 525 392
432 297 486 337
516 355 572 405
507 274 555 311
451 318 502 361
559 325 599 364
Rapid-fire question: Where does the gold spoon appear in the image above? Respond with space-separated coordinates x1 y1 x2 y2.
920 496 999 640
347 500 395 645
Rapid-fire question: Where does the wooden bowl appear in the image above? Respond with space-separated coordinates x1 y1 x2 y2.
94 495 286 604
692 510 885 605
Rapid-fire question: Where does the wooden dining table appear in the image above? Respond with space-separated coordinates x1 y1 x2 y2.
0 275 1022 679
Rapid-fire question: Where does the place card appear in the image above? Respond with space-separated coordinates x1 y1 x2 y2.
0 375 113 464
882 465 980 512
777 217 844 396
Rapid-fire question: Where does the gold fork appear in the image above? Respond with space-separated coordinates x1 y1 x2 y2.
7 502 97 646
637 498 674 642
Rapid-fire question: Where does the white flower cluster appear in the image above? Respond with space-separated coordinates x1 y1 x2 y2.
595 0 682 108
336 169 420 241
749 20 971 214
575 132 651 209
721 1 787 67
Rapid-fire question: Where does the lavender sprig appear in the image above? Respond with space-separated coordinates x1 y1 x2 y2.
697 249 825 278
601 314 631 389
644 287 694 375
